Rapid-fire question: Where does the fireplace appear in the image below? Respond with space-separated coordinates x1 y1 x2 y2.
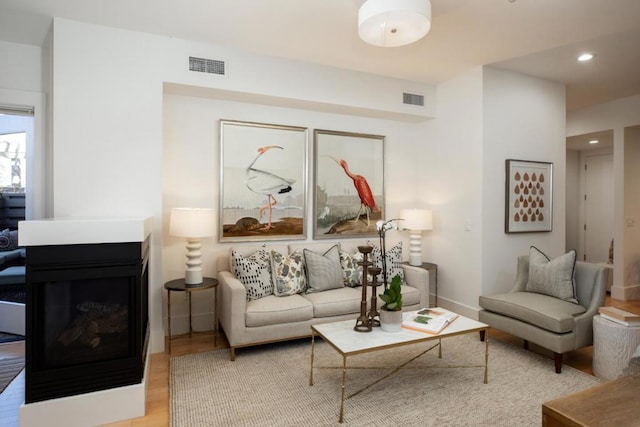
25 239 149 403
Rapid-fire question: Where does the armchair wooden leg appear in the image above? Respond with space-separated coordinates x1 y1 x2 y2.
230 347 236 361
554 353 563 374
523 340 529 350
479 330 486 342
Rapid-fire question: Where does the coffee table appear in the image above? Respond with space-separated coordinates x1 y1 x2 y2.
309 311 489 423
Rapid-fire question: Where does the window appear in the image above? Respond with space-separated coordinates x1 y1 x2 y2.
0 130 26 191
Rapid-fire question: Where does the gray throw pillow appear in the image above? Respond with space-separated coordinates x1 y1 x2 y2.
304 245 344 293
0 228 19 251
526 246 578 303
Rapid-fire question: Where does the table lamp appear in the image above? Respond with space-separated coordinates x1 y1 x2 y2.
170 207 216 286
399 208 433 266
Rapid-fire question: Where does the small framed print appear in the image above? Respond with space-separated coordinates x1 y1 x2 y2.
505 159 553 233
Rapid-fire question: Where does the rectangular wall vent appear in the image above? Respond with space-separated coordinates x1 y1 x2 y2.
189 56 225 75
403 92 424 106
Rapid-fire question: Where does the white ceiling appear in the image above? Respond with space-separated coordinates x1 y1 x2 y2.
0 0 639 115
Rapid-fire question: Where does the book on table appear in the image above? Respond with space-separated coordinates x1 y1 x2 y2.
402 307 459 334
598 306 640 327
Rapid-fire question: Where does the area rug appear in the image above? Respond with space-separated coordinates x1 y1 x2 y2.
170 335 601 426
0 356 24 394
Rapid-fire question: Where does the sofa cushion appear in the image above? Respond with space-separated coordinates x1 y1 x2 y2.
479 291 586 333
302 287 362 318
526 246 578 303
304 245 343 293
369 240 405 284
270 250 306 296
231 249 273 301
245 294 313 327
339 249 364 287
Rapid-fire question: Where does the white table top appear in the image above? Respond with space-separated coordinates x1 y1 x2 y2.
312 310 488 356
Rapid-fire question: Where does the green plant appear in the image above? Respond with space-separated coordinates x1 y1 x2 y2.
379 275 403 311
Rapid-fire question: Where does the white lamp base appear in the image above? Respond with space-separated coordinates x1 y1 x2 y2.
184 238 203 285
408 230 423 266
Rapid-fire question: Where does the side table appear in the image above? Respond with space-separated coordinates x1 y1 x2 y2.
165 277 218 354
403 261 438 307
593 314 640 380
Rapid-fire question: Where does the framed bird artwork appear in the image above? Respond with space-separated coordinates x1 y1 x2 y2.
219 120 307 242
313 129 385 239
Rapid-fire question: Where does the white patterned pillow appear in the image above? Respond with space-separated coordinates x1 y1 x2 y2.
231 249 273 301
339 249 364 287
270 250 307 296
368 240 404 285
526 246 578 303
304 245 343 293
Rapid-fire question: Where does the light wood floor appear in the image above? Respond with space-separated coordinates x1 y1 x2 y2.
1 296 639 427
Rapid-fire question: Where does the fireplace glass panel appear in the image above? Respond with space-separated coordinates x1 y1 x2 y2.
41 276 132 369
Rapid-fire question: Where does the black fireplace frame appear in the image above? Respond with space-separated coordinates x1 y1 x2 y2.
25 239 149 403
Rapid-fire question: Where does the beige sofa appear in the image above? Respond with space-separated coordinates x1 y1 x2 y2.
218 240 430 360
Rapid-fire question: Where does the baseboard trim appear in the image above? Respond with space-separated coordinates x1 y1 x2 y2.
611 284 640 301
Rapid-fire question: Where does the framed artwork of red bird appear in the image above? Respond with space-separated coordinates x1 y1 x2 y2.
313 129 385 239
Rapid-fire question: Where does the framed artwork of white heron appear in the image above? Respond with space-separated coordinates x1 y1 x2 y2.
219 120 307 242
313 129 385 239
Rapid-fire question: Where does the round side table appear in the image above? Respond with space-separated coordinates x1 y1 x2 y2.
593 314 640 380
164 277 218 354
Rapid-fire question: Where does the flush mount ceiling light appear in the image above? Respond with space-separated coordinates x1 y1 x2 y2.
578 53 595 62
358 0 432 47
589 139 599 144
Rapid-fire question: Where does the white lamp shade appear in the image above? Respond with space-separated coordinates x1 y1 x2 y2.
170 208 217 238
400 209 433 231
358 0 432 47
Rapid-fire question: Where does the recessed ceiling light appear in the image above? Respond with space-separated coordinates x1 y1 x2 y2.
589 140 599 144
578 53 594 62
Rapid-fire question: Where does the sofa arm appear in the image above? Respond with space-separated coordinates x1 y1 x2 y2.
573 266 608 348
402 264 430 308
218 270 247 347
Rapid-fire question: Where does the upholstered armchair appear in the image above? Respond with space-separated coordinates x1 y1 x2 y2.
478 249 608 373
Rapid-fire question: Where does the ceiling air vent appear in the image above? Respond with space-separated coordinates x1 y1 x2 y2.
403 92 424 106
189 56 226 75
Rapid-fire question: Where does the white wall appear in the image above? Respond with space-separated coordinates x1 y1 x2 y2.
481 67 566 295
400 66 567 316
41 16 574 351
567 95 640 300
624 126 640 289
50 18 436 352
566 149 580 252
422 67 483 314
0 40 42 93
162 94 426 331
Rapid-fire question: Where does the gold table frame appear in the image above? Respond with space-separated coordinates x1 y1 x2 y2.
309 313 489 423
